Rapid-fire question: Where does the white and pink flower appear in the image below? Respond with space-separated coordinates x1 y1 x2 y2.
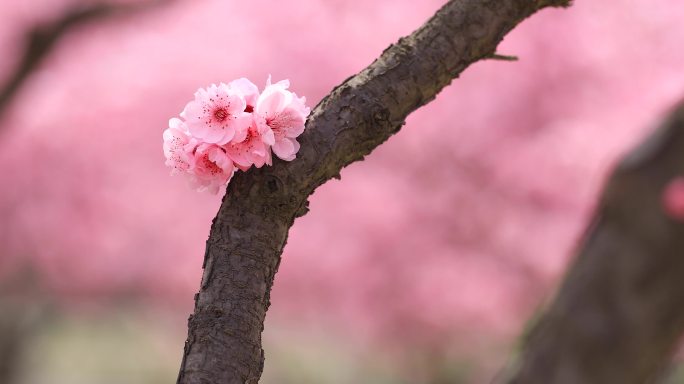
255 78 310 161
189 143 235 195
228 78 259 112
226 118 274 171
163 118 196 174
164 77 310 194
181 83 251 145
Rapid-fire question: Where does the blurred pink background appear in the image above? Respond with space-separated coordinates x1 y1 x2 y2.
1 0 684 382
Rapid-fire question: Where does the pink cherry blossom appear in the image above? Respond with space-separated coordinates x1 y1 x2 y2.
181 83 251 145
255 78 310 161
189 143 236 194
165 77 309 193
226 118 274 171
163 118 196 174
229 78 260 113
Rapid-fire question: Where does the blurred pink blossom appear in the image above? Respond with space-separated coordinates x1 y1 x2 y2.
0 0 683 367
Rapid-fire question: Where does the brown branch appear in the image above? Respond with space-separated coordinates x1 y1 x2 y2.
0 0 172 119
175 0 571 382
499 101 684 384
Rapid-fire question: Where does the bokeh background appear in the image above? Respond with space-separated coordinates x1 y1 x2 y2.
1 0 684 383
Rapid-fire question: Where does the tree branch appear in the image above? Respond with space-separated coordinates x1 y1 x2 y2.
0 0 172 119
176 0 571 382
499 100 684 384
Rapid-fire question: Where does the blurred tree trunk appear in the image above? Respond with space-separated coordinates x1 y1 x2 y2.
0 268 49 384
0 0 172 119
498 102 684 384
0 308 25 384
175 0 570 383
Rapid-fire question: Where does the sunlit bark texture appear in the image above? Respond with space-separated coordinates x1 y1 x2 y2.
500 101 684 384
175 0 570 383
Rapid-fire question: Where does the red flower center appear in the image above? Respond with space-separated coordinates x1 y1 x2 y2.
202 154 222 175
213 108 229 121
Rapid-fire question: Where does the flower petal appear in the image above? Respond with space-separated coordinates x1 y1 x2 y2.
272 138 296 161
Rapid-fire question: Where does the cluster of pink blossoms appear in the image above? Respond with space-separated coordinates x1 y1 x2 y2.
163 77 310 194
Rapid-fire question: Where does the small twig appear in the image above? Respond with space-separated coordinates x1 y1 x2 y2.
487 53 519 61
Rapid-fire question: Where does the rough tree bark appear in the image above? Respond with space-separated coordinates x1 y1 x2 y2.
176 0 570 383
498 102 684 384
